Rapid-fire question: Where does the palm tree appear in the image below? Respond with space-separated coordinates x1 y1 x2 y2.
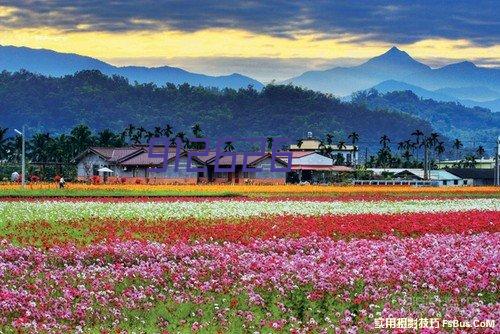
428 133 440 146
123 124 135 138
476 146 485 158
462 155 477 168
153 126 163 137
131 133 142 145
333 153 345 165
402 150 413 163
191 124 203 138
30 133 52 162
379 135 390 149
435 142 445 161
144 131 154 143
266 137 274 151
70 124 94 155
224 141 235 152
453 139 463 159
411 129 424 160
97 129 121 147
347 132 359 165
411 129 424 145
337 140 347 150
397 141 405 152
325 133 334 145
347 132 359 145
163 125 174 138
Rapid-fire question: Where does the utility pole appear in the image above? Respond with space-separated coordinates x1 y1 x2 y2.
423 143 429 180
495 136 500 186
14 126 26 188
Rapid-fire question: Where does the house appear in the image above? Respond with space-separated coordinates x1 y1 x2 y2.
198 151 288 184
436 158 495 169
74 146 288 184
362 168 469 186
289 132 359 165
282 151 354 183
445 168 495 186
74 146 204 184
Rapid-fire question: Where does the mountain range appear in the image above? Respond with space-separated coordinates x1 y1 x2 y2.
1 44 499 112
0 45 263 90
285 47 500 111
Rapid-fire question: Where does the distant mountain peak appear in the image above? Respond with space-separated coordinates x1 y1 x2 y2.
448 61 477 69
369 46 417 63
359 46 430 76
386 46 406 55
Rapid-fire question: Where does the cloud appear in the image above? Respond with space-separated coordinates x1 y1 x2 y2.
2 1 499 45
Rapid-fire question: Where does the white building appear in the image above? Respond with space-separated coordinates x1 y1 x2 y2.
289 134 359 165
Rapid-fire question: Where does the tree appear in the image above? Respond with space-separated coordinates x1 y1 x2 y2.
163 125 174 138
347 132 359 145
325 133 334 145
411 129 424 160
70 124 94 156
30 133 53 162
97 129 124 147
435 142 445 161
453 139 463 159
333 153 345 165
476 146 485 158
462 155 477 168
0 127 9 160
191 123 203 138
347 132 359 166
266 137 274 151
379 135 390 149
224 141 235 152
124 124 135 138
337 140 347 150
402 150 413 163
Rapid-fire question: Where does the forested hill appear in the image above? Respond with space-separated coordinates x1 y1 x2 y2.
0 70 434 148
351 89 500 148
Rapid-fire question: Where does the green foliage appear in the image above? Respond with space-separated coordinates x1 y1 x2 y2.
352 89 500 150
0 70 434 152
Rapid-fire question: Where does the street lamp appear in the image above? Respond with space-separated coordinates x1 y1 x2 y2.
14 126 25 188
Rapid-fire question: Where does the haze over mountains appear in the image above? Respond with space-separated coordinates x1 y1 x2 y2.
1 44 498 112
285 47 500 111
0 45 263 90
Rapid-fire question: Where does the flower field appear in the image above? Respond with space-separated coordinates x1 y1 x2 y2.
0 190 499 333
1 183 499 199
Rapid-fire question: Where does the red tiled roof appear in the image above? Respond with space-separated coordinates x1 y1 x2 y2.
91 147 144 162
291 165 354 171
206 152 287 166
119 151 167 166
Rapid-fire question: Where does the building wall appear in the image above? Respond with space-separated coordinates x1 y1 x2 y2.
76 154 109 179
147 156 201 179
293 153 333 166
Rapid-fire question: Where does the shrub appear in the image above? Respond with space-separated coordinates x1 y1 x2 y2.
29 175 41 183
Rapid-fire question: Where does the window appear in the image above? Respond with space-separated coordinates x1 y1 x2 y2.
454 180 458 185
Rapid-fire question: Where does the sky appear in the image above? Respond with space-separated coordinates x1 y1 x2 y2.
1 1 499 82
